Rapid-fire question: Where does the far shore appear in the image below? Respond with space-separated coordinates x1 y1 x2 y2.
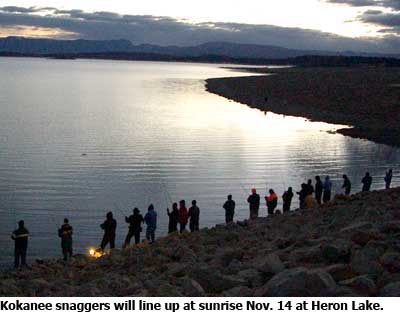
206 66 400 147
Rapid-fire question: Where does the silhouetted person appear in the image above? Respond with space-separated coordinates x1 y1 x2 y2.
58 218 73 261
100 212 117 250
123 208 144 247
144 204 157 244
188 200 200 232
247 188 260 219
178 200 188 233
362 172 372 192
282 187 294 212
297 183 308 209
11 220 29 269
315 176 323 205
223 194 236 223
167 203 179 233
306 179 314 196
385 169 393 189
342 175 351 195
265 189 278 215
323 176 332 203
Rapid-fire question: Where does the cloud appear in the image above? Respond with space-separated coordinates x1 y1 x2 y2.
359 10 400 34
323 0 400 10
0 6 399 53
323 1 400 36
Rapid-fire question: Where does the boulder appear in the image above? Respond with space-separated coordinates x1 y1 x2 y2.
190 266 246 293
321 240 351 263
236 269 264 288
379 282 400 297
254 253 285 276
351 247 384 276
339 275 377 296
257 267 337 297
351 230 383 246
177 277 205 297
323 264 355 282
340 222 374 234
220 248 244 267
222 286 253 297
380 252 400 273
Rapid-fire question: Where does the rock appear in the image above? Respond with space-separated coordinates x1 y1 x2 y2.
322 240 351 263
289 245 324 264
165 262 188 277
220 248 244 267
380 282 400 297
323 264 355 282
222 286 253 297
379 221 400 234
332 286 361 297
340 222 374 234
257 267 337 297
255 253 285 276
339 276 377 296
376 271 400 289
380 252 400 273
190 266 246 293
236 269 264 288
225 259 243 275
177 277 205 297
351 247 384 277
351 230 382 246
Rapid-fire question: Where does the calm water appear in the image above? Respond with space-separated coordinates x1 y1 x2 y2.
1 57 399 267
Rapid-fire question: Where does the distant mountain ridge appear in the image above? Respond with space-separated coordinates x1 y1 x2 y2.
0 37 398 59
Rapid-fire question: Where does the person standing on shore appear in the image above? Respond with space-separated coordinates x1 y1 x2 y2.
361 172 373 192
144 204 157 244
123 208 144 247
297 183 308 209
265 189 278 215
385 169 393 189
247 188 260 219
342 175 351 195
188 200 200 232
167 203 179 233
11 220 29 269
178 200 189 233
282 187 293 212
323 176 332 203
306 179 314 196
58 218 73 261
223 195 236 223
100 212 117 251
315 176 323 205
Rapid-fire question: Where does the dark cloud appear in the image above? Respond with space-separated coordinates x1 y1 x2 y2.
0 6 399 53
360 10 400 35
323 0 400 10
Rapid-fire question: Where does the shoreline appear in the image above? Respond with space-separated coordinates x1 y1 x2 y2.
206 66 400 147
2 188 400 297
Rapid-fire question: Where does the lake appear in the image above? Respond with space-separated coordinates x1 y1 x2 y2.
0 57 399 267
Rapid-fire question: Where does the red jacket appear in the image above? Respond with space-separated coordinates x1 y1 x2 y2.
178 207 189 224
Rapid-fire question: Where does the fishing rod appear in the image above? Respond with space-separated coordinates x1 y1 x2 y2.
113 202 128 219
239 182 248 195
161 180 173 205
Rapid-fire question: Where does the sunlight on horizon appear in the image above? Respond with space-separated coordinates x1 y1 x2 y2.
0 0 386 38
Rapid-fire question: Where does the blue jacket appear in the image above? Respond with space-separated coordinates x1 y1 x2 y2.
144 210 157 229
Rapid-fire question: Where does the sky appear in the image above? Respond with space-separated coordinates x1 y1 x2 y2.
0 0 400 53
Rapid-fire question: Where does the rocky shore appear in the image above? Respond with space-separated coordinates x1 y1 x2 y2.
206 67 400 147
2 188 400 297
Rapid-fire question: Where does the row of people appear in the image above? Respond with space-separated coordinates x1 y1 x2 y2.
10 169 394 268
246 169 393 216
